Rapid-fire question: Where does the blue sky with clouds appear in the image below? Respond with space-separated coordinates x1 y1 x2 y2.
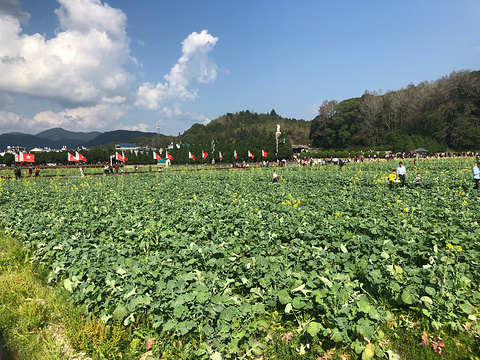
0 0 479 136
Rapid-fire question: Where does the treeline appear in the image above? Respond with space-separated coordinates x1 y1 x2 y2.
310 70 480 151
0 133 294 166
0 149 160 167
164 132 293 164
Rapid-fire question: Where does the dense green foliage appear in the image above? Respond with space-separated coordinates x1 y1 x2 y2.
0 160 479 359
311 70 480 151
180 110 310 145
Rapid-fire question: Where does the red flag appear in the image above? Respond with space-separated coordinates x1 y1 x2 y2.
115 152 128 162
76 151 87 162
202 150 208 159
234 150 237 159
248 150 254 159
24 153 35 162
68 153 78 162
16 152 35 162
262 150 267 157
166 151 174 160
219 151 223 161
153 151 162 161
188 151 196 161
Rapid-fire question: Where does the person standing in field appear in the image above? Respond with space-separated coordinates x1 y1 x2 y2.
415 173 422 188
272 170 279 183
396 162 407 187
473 162 480 190
388 169 397 189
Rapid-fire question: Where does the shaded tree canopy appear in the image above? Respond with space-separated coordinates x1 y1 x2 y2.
310 70 480 150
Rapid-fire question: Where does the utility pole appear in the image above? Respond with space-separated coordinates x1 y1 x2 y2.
275 124 281 161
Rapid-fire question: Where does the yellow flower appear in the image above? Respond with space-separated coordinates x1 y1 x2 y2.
456 245 462 252
403 208 408 212
446 243 454 250
335 212 340 217
145 229 151 233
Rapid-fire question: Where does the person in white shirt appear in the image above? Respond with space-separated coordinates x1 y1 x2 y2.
396 162 407 187
473 162 480 190
272 170 279 183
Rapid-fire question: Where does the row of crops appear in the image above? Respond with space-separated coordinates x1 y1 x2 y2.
0 159 479 358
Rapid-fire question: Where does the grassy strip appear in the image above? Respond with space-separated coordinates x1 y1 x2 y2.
0 232 147 360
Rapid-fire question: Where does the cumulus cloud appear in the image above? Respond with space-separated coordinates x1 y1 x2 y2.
115 123 149 132
0 111 30 132
31 103 129 131
0 101 131 133
0 0 30 23
0 0 132 107
135 30 218 110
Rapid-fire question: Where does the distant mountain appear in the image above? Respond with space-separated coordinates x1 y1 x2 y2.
0 133 59 150
0 128 159 150
35 128 102 149
86 130 157 147
36 128 101 142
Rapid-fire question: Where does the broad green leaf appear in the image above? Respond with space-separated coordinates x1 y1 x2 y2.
306 321 323 337
63 278 73 292
285 303 292 314
424 286 436 296
420 296 433 306
292 297 305 309
277 289 292 305
318 276 332 288
112 304 128 321
459 301 475 315
331 328 343 342
401 290 414 305
210 352 222 360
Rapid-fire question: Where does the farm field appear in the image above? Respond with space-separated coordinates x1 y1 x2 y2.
0 159 479 359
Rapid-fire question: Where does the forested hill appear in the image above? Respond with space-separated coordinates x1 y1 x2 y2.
310 70 480 152
180 110 310 144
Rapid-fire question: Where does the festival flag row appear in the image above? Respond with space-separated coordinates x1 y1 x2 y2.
185 150 268 161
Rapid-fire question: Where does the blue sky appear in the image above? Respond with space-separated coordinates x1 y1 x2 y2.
0 0 479 136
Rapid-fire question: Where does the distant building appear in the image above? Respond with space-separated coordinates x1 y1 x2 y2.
115 143 141 151
5 146 27 153
30 147 53 152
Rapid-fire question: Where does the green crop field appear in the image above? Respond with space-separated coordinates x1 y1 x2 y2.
0 159 479 359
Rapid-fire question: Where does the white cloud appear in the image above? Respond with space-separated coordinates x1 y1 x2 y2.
0 0 132 107
31 103 129 131
115 123 149 132
135 30 218 110
0 111 29 132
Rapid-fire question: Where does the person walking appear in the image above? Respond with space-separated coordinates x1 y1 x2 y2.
396 162 407 187
473 162 480 190
272 170 279 183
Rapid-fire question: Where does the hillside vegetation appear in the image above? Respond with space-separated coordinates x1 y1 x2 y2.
310 70 480 152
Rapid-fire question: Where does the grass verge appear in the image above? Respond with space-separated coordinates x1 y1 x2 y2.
0 232 148 360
